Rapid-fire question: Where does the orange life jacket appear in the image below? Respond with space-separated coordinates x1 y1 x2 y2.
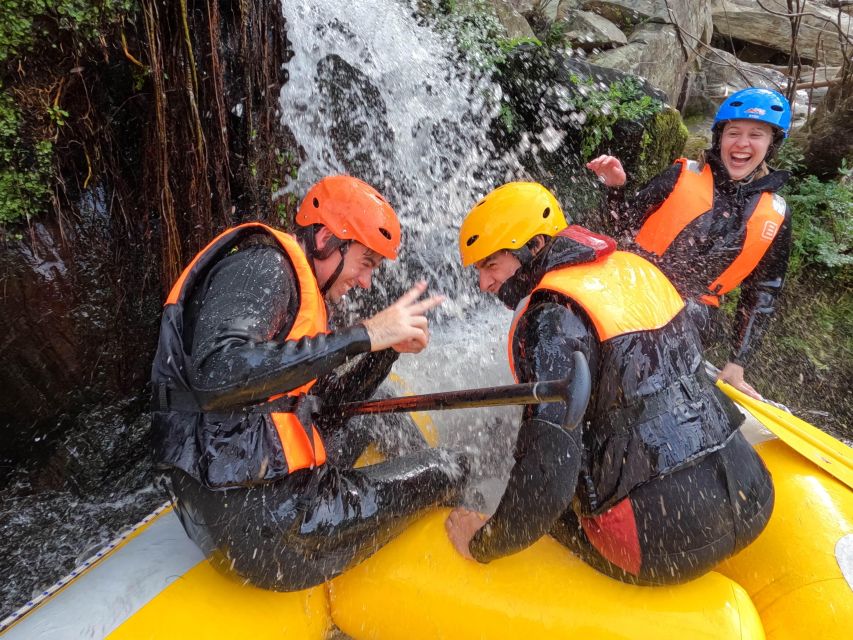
164 222 328 474
634 158 786 306
508 250 685 377
505 250 739 515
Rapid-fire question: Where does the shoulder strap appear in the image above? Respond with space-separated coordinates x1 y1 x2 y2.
634 159 714 256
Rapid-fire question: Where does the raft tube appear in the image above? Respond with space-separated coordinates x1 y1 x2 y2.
718 438 853 640
0 504 330 640
330 509 764 639
2 434 851 639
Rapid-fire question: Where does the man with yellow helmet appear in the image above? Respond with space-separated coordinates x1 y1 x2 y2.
152 175 467 591
446 182 773 584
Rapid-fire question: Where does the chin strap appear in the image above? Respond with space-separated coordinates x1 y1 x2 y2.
319 242 349 295
302 228 350 296
497 243 544 309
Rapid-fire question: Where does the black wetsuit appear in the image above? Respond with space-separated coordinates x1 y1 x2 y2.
153 234 466 591
469 233 774 585
606 153 791 366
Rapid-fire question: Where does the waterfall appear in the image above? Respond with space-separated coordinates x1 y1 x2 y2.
279 0 522 502
279 0 512 304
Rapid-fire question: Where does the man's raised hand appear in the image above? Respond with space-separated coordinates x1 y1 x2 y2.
362 281 444 353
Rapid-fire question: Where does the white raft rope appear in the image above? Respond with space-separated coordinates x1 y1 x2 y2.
0 501 172 632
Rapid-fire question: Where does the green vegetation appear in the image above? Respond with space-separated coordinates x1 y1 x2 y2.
0 0 138 229
633 108 689 185
0 90 53 225
0 0 135 62
783 163 853 278
430 0 506 69
569 75 662 159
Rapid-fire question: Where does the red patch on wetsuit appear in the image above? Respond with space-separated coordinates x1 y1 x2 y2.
580 499 642 576
559 225 617 258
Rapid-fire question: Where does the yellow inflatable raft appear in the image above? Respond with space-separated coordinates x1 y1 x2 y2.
2 426 851 639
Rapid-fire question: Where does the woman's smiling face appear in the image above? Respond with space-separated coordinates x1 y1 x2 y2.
719 120 774 181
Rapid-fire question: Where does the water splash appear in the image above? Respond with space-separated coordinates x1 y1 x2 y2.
279 0 530 506
279 0 511 307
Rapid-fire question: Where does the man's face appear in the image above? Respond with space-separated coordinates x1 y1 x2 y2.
474 250 522 295
315 240 383 304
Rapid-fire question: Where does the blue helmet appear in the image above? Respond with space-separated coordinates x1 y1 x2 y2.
714 88 791 138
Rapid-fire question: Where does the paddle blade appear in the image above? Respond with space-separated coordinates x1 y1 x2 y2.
717 381 853 491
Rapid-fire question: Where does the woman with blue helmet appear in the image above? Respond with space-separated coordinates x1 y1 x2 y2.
587 87 793 399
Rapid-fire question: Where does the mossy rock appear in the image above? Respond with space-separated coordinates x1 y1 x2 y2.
490 46 687 228
629 107 689 187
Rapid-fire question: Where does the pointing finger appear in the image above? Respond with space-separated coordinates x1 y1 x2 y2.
408 294 445 314
395 281 429 306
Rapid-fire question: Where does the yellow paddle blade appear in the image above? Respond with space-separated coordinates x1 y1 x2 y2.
717 380 853 490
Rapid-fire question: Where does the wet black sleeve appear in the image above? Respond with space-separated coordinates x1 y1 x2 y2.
187 245 372 410
469 299 597 563
313 349 399 403
607 162 682 236
730 202 792 367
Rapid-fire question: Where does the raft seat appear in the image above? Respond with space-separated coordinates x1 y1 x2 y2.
329 508 765 640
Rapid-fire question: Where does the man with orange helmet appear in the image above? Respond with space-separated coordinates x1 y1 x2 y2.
151 175 467 591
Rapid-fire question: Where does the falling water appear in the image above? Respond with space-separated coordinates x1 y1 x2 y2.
279 0 514 302
279 0 528 505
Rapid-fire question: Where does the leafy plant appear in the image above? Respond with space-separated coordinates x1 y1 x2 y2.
0 0 137 62
498 102 515 132
0 1 140 228
783 171 853 275
774 140 806 174
570 75 661 159
0 91 53 226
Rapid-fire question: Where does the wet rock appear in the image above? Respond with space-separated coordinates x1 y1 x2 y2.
556 8 628 50
571 1 713 106
506 0 539 13
0 211 159 464
483 0 537 39
589 23 687 104
798 76 853 177
711 0 852 66
582 0 714 42
315 54 395 183
492 45 684 229
687 45 812 129
785 65 843 110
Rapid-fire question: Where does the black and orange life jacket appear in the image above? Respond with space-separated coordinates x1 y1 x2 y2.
151 222 328 487
634 158 786 306
508 234 739 514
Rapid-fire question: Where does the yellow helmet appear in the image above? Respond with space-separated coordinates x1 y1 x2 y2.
458 182 568 267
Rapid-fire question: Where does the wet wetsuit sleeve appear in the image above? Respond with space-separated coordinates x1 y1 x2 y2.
313 348 399 403
607 162 682 236
469 299 597 563
730 203 792 367
187 244 373 410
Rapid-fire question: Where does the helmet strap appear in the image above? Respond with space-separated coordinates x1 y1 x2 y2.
513 244 536 269
319 241 350 296
497 239 550 309
298 225 352 295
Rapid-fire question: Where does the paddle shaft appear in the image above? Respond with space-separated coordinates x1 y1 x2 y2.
331 352 592 427
334 378 570 416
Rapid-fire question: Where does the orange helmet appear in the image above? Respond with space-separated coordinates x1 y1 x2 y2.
296 175 401 260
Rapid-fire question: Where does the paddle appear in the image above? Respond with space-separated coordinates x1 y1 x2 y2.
714 378 853 491
329 351 591 429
